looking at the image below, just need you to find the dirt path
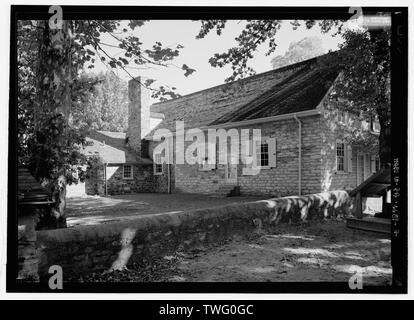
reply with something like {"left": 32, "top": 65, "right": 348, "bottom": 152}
{"left": 76, "top": 220, "right": 391, "bottom": 285}
{"left": 166, "top": 221, "right": 391, "bottom": 284}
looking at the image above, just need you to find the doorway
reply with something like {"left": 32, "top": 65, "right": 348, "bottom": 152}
{"left": 357, "top": 153, "right": 372, "bottom": 185}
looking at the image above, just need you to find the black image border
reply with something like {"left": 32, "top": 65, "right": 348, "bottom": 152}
{"left": 7, "top": 5, "right": 408, "bottom": 294}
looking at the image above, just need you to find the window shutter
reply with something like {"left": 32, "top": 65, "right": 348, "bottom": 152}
{"left": 240, "top": 136, "right": 250, "bottom": 167}
{"left": 364, "top": 154, "right": 370, "bottom": 179}
{"left": 242, "top": 139, "right": 254, "bottom": 175}
{"left": 246, "top": 139, "right": 253, "bottom": 168}
{"left": 268, "top": 137, "right": 277, "bottom": 168}
{"left": 207, "top": 142, "right": 216, "bottom": 169}
{"left": 347, "top": 145, "right": 352, "bottom": 173}
{"left": 254, "top": 140, "right": 261, "bottom": 167}
{"left": 371, "top": 155, "right": 376, "bottom": 173}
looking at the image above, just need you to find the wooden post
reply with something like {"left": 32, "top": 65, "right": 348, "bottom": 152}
{"left": 355, "top": 191, "right": 363, "bottom": 219}
{"left": 382, "top": 188, "right": 387, "bottom": 210}
{"left": 104, "top": 163, "right": 108, "bottom": 196}
{"left": 382, "top": 188, "right": 390, "bottom": 218}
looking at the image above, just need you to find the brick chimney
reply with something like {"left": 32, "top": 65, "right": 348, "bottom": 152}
{"left": 127, "top": 77, "right": 150, "bottom": 156}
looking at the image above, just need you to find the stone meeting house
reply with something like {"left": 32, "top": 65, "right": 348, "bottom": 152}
{"left": 70, "top": 54, "right": 380, "bottom": 198}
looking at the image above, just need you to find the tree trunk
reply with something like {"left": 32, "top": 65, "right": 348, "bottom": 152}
{"left": 378, "top": 109, "right": 391, "bottom": 168}
{"left": 51, "top": 175, "right": 68, "bottom": 229}
{"left": 52, "top": 20, "right": 71, "bottom": 229}
{"left": 34, "top": 20, "right": 72, "bottom": 229}
{"left": 369, "top": 29, "right": 391, "bottom": 169}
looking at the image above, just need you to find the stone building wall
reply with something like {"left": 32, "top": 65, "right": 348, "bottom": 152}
{"left": 320, "top": 105, "right": 379, "bottom": 192}
{"left": 106, "top": 164, "right": 154, "bottom": 195}
{"left": 148, "top": 141, "right": 174, "bottom": 193}
{"left": 237, "top": 116, "right": 322, "bottom": 197}
{"left": 85, "top": 163, "right": 105, "bottom": 196}
{"left": 85, "top": 164, "right": 156, "bottom": 196}
{"left": 86, "top": 106, "right": 379, "bottom": 197}
{"left": 148, "top": 115, "right": 323, "bottom": 197}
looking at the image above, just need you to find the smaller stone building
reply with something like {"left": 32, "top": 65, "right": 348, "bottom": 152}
{"left": 83, "top": 130, "right": 154, "bottom": 195}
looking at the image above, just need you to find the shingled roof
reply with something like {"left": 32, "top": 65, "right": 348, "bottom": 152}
{"left": 212, "top": 61, "right": 339, "bottom": 124}
{"left": 145, "top": 53, "right": 340, "bottom": 137}
{"left": 83, "top": 130, "right": 152, "bottom": 165}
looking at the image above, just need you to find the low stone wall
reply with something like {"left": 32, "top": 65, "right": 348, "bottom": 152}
{"left": 18, "top": 211, "right": 39, "bottom": 281}
{"left": 35, "top": 190, "right": 350, "bottom": 281}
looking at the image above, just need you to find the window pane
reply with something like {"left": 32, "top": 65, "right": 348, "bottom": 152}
{"left": 124, "top": 165, "right": 132, "bottom": 178}
{"left": 336, "top": 142, "right": 346, "bottom": 171}
{"left": 154, "top": 154, "right": 163, "bottom": 173}
{"left": 255, "top": 143, "right": 270, "bottom": 167}
{"left": 375, "top": 157, "right": 380, "bottom": 172}
{"left": 337, "top": 157, "right": 344, "bottom": 171}
{"left": 336, "top": 143, "right": 344, "bottom": 156}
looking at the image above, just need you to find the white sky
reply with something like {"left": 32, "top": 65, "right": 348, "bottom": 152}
{"left": 89, "top": 20, "right": 344, "bottom": 101}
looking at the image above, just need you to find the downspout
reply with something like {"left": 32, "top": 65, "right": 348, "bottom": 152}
{"left": 293, "top": 113, "right": 302, "bottom": 196}
{"left": 104, "top": 162, "right": 108, "bottom": 196}
{"left": 167, "top": 137, "right": 171, "bottom": 194}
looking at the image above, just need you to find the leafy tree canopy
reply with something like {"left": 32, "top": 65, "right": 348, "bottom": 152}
{"left": 271, "top": 36, "right": 325, "bottom": 69}
{"left": 70, "top": 71, "right": 129, "bottom": 132}
{"left": 196, "top": 19, "right": 343, "bottom": 82}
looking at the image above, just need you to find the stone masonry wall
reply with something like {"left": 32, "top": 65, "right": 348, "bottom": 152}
{"left": 320, "top": 105, "right": 379, "bottom": 192}
{"left": 237, "top": 116, "right": 322, "bottom": 197}
{"left": 127, "top": 78, "right": 150, "bottom": 157}
{"left": 18, "top": 209, "right": 39, "bottom": 281}
{"left": 148, "top": 142, "right": 174, "bottom": 193}
{"left": 106, "top": 164, "right": 154, "bottom": 195}
{"left": 35, "top": 191, "right": 350, "bottom": 281}
{"left": 149, "top": 115, "right": 323, "bottom": 197}
{"left": 85, "top": 164, "right": 156, "bottom": 195}
{"left": 85, "top": 164, "right": 105, "bottom": 196}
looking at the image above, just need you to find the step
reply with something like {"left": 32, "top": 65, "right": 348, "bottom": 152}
{"left": 346, "top": 216, "right": 391, "bottom": 234}
{"left": 208, "top": 185, "right": 239, "bottom": 197}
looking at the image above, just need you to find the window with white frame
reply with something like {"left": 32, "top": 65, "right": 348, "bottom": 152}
{"left": 123, "top": 164, "right": 133, "bottom": 179}
{"left": 336, "top": 142, "right": 352, "bottom": 173}
{"left": 154, "top": 153, "right": 163, "bottom": 175}
{"left": 370, "top": 117, "right": 380, "bottom": 132}
{"left": 336, "top": 143, "right": 345, "bottom": 171}
{"left": 256, "top": 142, "right": 270, "bottom": 167}
{"left": 242, "top": 137, "right": 276, "bottom": 175}
{"left": 254, "top": 137, "right": 276, "bottom": 168}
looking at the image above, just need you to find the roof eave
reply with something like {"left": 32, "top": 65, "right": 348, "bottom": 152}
{"left": 144, "top": 109, "right": 321, "bottom": 140}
